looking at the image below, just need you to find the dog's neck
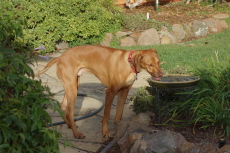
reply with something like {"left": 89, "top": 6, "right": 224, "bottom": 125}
{"left": 128, "top": 50, "right": 138, "bottom": 80}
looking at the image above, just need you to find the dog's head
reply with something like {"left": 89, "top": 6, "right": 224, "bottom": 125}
{"left": 132, "top": 49, "right": 163, "bottom": 80}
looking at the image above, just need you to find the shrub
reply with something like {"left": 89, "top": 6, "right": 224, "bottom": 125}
{"left": 130, "top": 87, "right": 156, "bottom": 114}
{"left": 0, "top": 7, "right": 61, "bottom": 152}
{"left": 1, "top": 0, "right": 123, "bottom": 53}
{"left": 131, "top": 80, "right": 188, "bottom": 117}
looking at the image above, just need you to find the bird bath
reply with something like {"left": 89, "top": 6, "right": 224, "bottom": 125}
{"left": 150, "top": 74, "right": 200, "bottom": 124}
{"left": 150, "top": 74, "right": 200, "bottom": 88}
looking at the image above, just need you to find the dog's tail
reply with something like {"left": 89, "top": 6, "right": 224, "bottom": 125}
{"left": 35, "top": 57, "right": 59, "bottom": 77}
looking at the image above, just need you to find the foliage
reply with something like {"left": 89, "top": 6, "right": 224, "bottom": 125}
{"left": 130, "top": 87, "right": 156, "bottom": 114}
{"left": 1, "top": 0, "right": 123, "bottom": 53}
{"left": 122, "top": 12, "right": 168, "bottom": 31}
{"left": 131, "top": 81, "right": 189, "bottom": 118}
{"left": 0, "top": 8, "right": 61, "bottom": 152}
{"left": 131, "top": 59, "right": 230, "bottom": 136}
{"left": 188, "top": 59, "right": 230, "bottom": 136}
{"left": 0, "top": 1, "right": 29, "bottom": 51}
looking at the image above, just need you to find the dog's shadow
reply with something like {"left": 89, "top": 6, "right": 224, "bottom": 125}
{"left": 54, "top": 82, "right": 106, "bottom": 116}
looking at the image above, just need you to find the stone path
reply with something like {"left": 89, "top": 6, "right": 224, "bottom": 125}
{"left": 32, "top": 52, "right": 152, "bottom": 153}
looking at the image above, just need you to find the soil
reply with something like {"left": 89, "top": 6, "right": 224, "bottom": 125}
{"left": 103, "top": 2, "right": 230, "bottom": 152}
{"left": 122, "top": 2, "right": 230, "bottom": 26}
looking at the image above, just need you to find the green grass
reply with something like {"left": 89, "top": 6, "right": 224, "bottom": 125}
{"left": 118, "top": 29, "right": 230, "bottom": 74}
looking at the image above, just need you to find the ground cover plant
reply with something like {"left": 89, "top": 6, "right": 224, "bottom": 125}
{"left": 0, "top": 7, "right": 62, "bottom": 153}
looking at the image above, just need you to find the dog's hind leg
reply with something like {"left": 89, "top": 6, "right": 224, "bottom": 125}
{"left": 61, "top": 94, "right": 71, "bottom": 128}
{"left": 59, "top": 70, "right": 85, "bottom": 139}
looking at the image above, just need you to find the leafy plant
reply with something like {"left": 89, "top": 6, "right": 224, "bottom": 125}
{"left": 130, "top": 87, "right": 156, "bottom": 114}
{"left": 188, "top": 59, "right": 230, "bottom": 135}
{"left": 1, "top": 0, "right": 123, "bottom": 53}
{"left": 0, "top": 6, "right": 61, "bottom": 152}
{"left": 131, "top": 81, "right": 189, "bottom": 116}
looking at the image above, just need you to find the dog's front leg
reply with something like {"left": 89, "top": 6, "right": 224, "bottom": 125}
{"left": 102, "top": 88, "right": 117, "bottom": 138}
{"left": 114, "top": 85, "right": 132, "bottom": 124}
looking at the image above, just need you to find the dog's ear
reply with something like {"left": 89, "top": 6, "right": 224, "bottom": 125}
{"left": 132, "top": 54, "right": 143, "bottom": 73}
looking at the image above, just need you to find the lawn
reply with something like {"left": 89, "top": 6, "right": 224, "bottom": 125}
{"left": 120, "top": 29, "right": 230, "bottom": 74}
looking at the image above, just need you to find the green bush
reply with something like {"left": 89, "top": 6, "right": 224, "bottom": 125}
{"left": 130, "top": 87, "right": 156, "bottom": 114}
{"left": 0, "top": 8, "right": 61, "bottom": 152}
{"left": 131, "top": 81, "right": 189, "bottom": 119}
{"left": 1, "top": 0, "right": 123, "bottom": 53}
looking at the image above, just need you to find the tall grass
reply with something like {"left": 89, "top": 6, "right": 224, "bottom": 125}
{"left": 189, "top": 59, "right": 230, "bottom": 136}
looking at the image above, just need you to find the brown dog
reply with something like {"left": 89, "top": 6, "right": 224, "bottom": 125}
{"left": 36, "top": 45, "right": 163, "bottom": 139}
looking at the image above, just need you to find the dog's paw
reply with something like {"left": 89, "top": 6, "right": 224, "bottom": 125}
{"left": 74, "top": 132, "right": 85, "bottom": 139}
{"left": 102, "top": 131, "right": 111, "bottom": 139}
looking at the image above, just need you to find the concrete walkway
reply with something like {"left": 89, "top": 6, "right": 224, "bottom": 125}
{"left": 32, "top": 52, "right": 151, "bottom": 153}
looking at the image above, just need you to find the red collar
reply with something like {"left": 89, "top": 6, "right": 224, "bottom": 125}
{"left": 128, "top": 50, "right": 138, "bottom": 74}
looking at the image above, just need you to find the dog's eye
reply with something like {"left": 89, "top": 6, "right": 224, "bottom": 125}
{"left": 148, "top": 64, "right": 153, "bottom": 67}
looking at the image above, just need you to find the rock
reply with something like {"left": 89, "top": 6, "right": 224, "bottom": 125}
{"left": 213, "top": 14, "right": 229, "bottom": 20}
{"left": 130, "top": 130, "right": 193, "bottom": 153}
{"left": 217, "top": 145, "right": 230, "bottom": 153}
{"left": 161, "top": 35, "right": 174, "bottom": 44}
{"left": 130, "top": 139, "right": 150, "bottom": 153}
{"left": 220, "top": 20, "right": 229, "bottom": 29}
{"left": 129, "top": 129, "right": 146, "bottom": 145}
{"left": 130, "top": 32, "right": 142, "bottom": 38}
{"left": 117, "top": 131, "right": 130, "bottom": 153}
{"left": 116, "top": 31, "right": 129, "bottom": 38}
{"left": 191, "top": 143, "right": 218, "bottom": 153}
{"left": 158, "top": 26, "right": 174, "bottom": 44}
{"left": 120, "top": 37, "right": 136, "bottom": 46}
{"left": 172, "top": 24, "right": 186, "bottom": 42}
{"left": 115, "top": 118, "right": 154, "bottom": 153}
{"left": 100, "top": 33, "right": 113, "bottom": 47}
{"left": 55, "top": 41, "right": 69, "bottom": 51}
{"left": 114, "top": 120, "right": 129, "bottom": 142}
{"left": 131, "top": 113, "right": 152, "bottom": 126}
{"left": 203, "top": 18, "right": 223, "bottom": 33}
{"left": 169, "top": 31, "right": 178, "bottom": 44}
{"left": 184, "top": 24, "right": 195, "bottom": 40}
{"left": 130, "top": 140, "right": 142, "bottom": 153}
{"left": 137, "top": 28, "right": 160, "bottom": 46}
{"left": 191, "top": 20, "right": 208, "bottom": 37}
{"left": 179, "top": 142, "right": 195, "bottom": 153}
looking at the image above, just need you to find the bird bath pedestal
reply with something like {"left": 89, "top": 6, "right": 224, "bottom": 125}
{"left": 150, "top": 74, "right": 200, "bottom": 124}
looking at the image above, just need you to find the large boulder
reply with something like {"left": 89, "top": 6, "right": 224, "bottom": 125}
{"left": 137, "top": 28, "right": 160, "bottom": 46}
{"left": 191, "top": 20, "right": 209, "bottom": 37}
{"left": 120, "top": 37, "right": 136, "bottom": 47}
{"left": 184, "top": 24, "right": 195, "bottom": 40}
{"left": 130, "top": 130, "right": 194, "bottom": 153}
{"left": 219, "top": 20, "right": 229, "bottom": 29}
{"left": 172, "top": 24, "right": 186, "bottom": 42}
{"left": 158, "top": 26, "right": 174, "bottom": 44}
{"left": 203, "top": 18, "right": 223, "bottom": 33}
